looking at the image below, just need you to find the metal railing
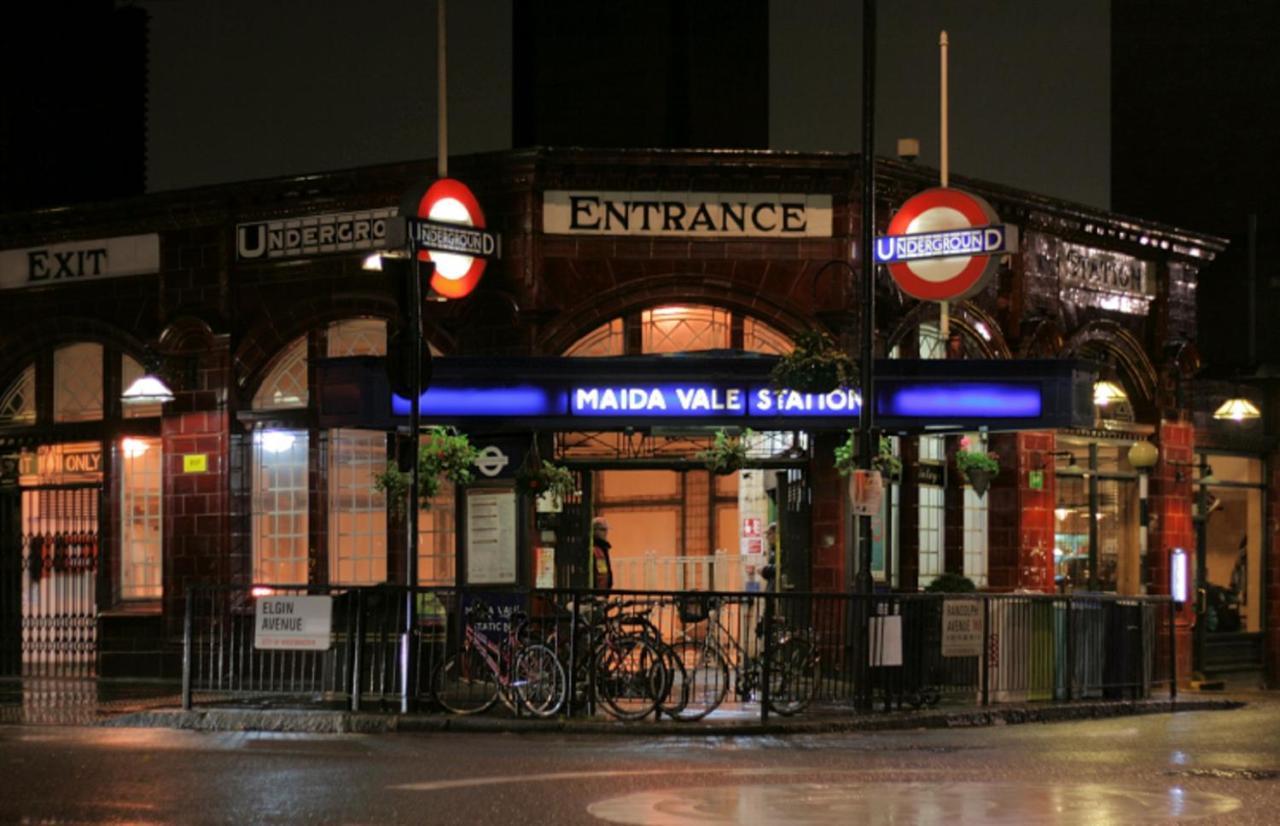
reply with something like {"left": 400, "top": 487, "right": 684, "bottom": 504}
{"left": 182, "top": 584, "right": 1177, "bottom": 722}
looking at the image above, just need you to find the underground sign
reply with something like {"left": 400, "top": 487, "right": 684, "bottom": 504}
{"left": 411, "top": 178, "right": 500, "bottom": 299}
{"left": 875, "top": 187, "right": 1018, "bottom": 302}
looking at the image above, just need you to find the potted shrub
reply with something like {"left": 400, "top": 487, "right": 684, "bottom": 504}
{"left": 770, "top": 330, "right": 857, "bottom": 394}
{"left": 697, "top": 428, "right": 752, "bottom": 475}
{"left": 373, "top": 426, "right": 479, "bottom": 513}
{"left": 923, "top": 571, "right": 978, "bottom": 593}
{"left": 954, "top": 435, "right": 999, "bottom": 497}
{"left": 834, "top": 431, "right": 902, "bottom": 482}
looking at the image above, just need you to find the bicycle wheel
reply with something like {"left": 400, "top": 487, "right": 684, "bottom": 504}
{"left": 669, "top": 640, "right": 729, "bottom": 722}
{"left": 513, "top": 643, "right": 567, "bottom": 718}
{"left": 652, "top": 639, "right": 689, "bottom": 718}
{"left": 767, "top": 636, "right": 819, "bottom": 716}
{"left": 434, "top": 647, "right": 499, "bottom": 715}
{"left": 593, "top": 636, "right": 666, "bottom": 721}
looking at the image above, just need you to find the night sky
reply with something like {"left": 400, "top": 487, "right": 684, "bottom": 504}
{"left": 140, "top": 0, "right": 1110, "bottom": 209}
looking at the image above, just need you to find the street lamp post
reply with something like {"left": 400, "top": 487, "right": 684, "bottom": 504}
{"left": 1191, "top": 453, "right": 1216, "bottom": 686}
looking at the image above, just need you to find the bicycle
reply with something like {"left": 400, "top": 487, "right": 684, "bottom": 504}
{"left": 549, "top": 595, "right": 672, "bottom": 721}
{"left": 670, "top": 593, "right": 819, "bottom": 720}
{"left": 433, "top": 600, "right": 566, "bottom": 717}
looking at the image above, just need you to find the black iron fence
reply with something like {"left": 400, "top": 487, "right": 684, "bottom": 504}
{"left": 182, "top": 584, "right": 1177, "bottom": 722}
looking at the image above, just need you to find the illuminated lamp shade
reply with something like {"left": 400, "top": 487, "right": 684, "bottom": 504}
{"left": 1212, "top": 398, "right": 1261, "bottom": 421}
{"left": 1127, "top": 439, "right": 1159, "bottom": 470}
{"left": 121, "top": 374, "right": 175, "bottom": 405}
{"left": 1092, "top": 380, "right": 1128, "bottom": 407}
{"left": 260, "top": 430, "right": 297, "bottom": 454}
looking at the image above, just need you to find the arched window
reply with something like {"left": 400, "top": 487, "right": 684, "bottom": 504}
{"left": 326, "top": 319, "right": 389, "bottom": 585}
{"left": 565, "top": 304, "right": 791, "bottom": 357}
{"left": 253, "top": 337, "right": 308, "bottom": 410}
{"left": 54, "top": 342, "right": 103, "bottom": 422}
{"left": 0, "top": 365, "right": 35, "bottom": 426}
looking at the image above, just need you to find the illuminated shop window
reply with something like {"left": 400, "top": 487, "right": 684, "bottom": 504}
{"left": 0, "top": 364, "right": 36, "bottom": 426}
{"left": 253, "top": 337, "right": 308, "bottom": 410}
{"left": 53, "top": 342, "right": 103, "bottom": 423}
{"left": 418, "top": 478, "right": 457, "bottom": 585}
{"left": 328, "top": 429, "right": 387, "bottom": 585}
{"left": 120, "top": 437, "right": 162, "bottom": 599}
{"left": 121, "top": 354, "right": 162, "bottom": 419}
{"left": 252, "top": 429, "right": 309, "bottom": 585}
{"left": 565, "top": 319, "right": 624, "bottom": 357}
{"left": 642, "top": 305, "right": 730, "bottom": 353}
{"left": 327, "top": 318, "right": 387, "bottom": 357}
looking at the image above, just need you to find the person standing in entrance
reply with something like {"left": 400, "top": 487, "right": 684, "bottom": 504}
{"left": 591, "top": 516, "right": 614, "bottom": 591}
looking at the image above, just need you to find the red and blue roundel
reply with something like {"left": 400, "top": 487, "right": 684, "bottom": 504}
{"left": 416, "top": 178, "right": 488, "bottom": 299}
{"left": 876, "top": 187, "right": 1017, "bottom": 302}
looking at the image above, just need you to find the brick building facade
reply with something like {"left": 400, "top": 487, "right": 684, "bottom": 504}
{"left": 2, "top": 147, "right": 1266, "bottom": 685}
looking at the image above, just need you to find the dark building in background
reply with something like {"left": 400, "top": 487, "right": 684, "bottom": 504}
{"left": 513, "top": 0, "right": 768, "bottom": 149}
{"left": 0, "top": 1, "right": 148, "bottom": 212}
{"left": 1112, "top": 2, "right": 1280, "bottom": 373}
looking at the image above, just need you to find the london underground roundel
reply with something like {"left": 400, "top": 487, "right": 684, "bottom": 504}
{"left": 875, "top": 188, "right": 1018, "bottom": 302}
{"left": 417, "top": 178, "right": 488, "bottom": 299}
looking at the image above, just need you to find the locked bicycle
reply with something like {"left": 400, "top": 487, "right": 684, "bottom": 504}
{"left": 432, "top": 600, "right": 566, "bottom": 717}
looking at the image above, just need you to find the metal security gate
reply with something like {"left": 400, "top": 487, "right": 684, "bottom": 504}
{"left": 19, "top": 487, "right": 99, "bottom": 676}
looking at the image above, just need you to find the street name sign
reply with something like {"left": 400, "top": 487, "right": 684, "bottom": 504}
{"left": 254, "top": 595, "right": 333, "bottom": 650}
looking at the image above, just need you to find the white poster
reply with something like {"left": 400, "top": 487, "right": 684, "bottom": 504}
{"left": 869, "top": 615, "right": 903, "bottom": 667}
{"left": 466, "top": 489, "right": 518, "bottom": 585}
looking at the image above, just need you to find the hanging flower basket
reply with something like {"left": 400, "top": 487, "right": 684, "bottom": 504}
{"left": 770, "top": 330, "right": 857, "bottom": 394}
{"left": 373, "top": 426, "right": 479, "bottom": 512}
{"left": 955, "top": 436, "right": 999, "bottom": 497}
{"left": 834, "top": 430, "right": 902, "bottom": 482}
{"left": 515, "top": 459, "right": 577, "bottom": 503}
{"left": 696, "top": 428, "right": 752, "bottom": 475}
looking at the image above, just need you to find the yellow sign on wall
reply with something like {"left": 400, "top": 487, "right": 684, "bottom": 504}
{"left": 183, "top": 454, "right": 208, "bottom": 473}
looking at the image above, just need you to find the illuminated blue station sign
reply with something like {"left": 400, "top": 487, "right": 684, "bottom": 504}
{"left": 322, "top": 355, "right": 1090, "bottom": 432}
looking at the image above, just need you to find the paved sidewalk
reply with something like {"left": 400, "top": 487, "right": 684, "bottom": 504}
{"left": 99, "top": 696, "right": 1246, "bottom": 736}
{"left": 2, "top": 676, "right": 1253, "bottom": 735}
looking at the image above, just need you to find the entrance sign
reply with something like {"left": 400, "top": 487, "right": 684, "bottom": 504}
{"left": 544, "top": 191, "right": 833, "bottom": 238}
{"left": 254, "top": 596, "right": 333, "bottom": 650}
{"left": 415, "top": 178, "right": 496, "bottom": 299}
{"left": 876, "top": 188, "right": 1018, "bottom": 301}
{"left": 941, "top": 599, "right": 984, "bottom": 657}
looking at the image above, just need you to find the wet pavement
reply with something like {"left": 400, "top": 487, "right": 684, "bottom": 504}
{"left": 0, "top": 677, "right": 181, "bottom": 726}
{"left": 0, "top": 690, "right": 1278, "bottom": 824}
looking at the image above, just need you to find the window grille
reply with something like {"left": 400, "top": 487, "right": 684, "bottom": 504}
{"left": 417, "top": 479, "right": 456, "bottom": 585}
{"left": 120, "top": 437, "right": 162, "bottom": 599}
{"left": 0, "top": 364, "right": 36, "bottom": 426}
{"left": 917, "top": 434, "right": 945, "bottom": 587}
{"left": 742, "top": 317, "right": 792, "bottom": 355}
{"left": 253, "top": 337, "right": 308, "bottom": 410}
{"left": 252, "top": 429, "right": 309, "bottom": 584}
{"left": 918, "top": 323, "right": 945, "bottom": 359}
{"left": 564, "top": 319, "right": 624, "bottom": 357}
{"left": 328, "top": 429, "right": 387, "bottom": 584}
{"left": 53, "top": 342, "right": 103, "bottom": 423}
{"left": 327, "top": 319, "right": 386, "bottom": 357}
{"left": 962, "top": 487, "right": 989, "bottom": 587}
{"left": 642, "top": 305, "right": 730, "bottom": 353}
